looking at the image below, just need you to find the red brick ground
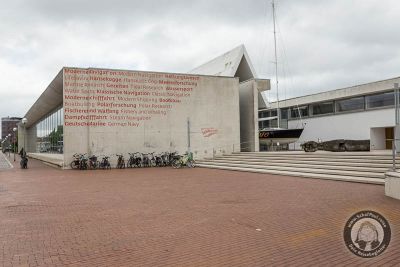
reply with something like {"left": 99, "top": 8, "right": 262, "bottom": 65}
{"left": 0, "top": 155, "right": 399, "bottom": 266}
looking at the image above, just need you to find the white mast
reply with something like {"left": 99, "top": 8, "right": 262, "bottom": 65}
{"left": 272, "top": 0, "right": 280, "bottom": 128}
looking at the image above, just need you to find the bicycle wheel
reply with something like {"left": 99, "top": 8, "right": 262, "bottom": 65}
{"left": 91, "top": 161, "right": 98, "bottom": 170}
{"left": 172, "top": 160, "right": 181, "bottom": 169}
{"left": 190, "top": 160, "right": 196, "bottom": 168}
{"left": 150, "top": 159, "right": 156, "bottom": 167}
{"left": 70, "top": 161, "right": 76, "bottom": 169}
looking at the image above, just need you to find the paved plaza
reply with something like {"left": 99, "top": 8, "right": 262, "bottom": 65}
{"left": 0, "top": 156, "right": 399, "bottom": 266}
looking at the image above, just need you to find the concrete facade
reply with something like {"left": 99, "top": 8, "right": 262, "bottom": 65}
{"left": 239, "top": 79, "right": 270, "bottom": 152}
{"left": 288, "top": 108, "right": 395, "bottom": 150}
{"left": 189, "top": 44, "right": 269, "bottom": 153}
{"left": 385, "top": 172, "right": 400, "bottom": 200}
{"left": 22, "top": 67, "right": 243, "bottom": 167}
{"left": 63, "top": 68, "right": 241, "bottom": 166}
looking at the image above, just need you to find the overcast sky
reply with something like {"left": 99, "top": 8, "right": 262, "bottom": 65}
{"left": 1, "top": 0, "right": 399, "bottom": 128}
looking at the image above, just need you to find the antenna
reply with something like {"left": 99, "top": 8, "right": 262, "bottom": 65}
{"left": 272, "top": 0, "right": 280, "bottom": 128}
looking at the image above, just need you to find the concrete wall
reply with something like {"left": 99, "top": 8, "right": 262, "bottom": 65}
{"left": 288, "top": 108, "right": 395, "bottom": 150}
{"left": 385, "top": 172, "right": 400, "bottom": 200}
{"left": 63, "top": 68, "right": 240, "bottom": 166}
{"left": 239, "top": 80, "right": 259, "bottom": 152}
{"left": 18, "top": 125, "right": 37, "bottom": 153}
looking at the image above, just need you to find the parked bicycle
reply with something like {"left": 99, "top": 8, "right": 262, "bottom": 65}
{"left": 71, "top": 151, "right": 196, "bottom": 170}
{"left": 128, "top": 152, "right": 142, "bottom": 168}
{"left": 99, "top": 155, "right": 111, "bottom": 169}
{"left": 169, "top": 151, "right": 181, "bottom": 167}
{"left": 79, "top": 154, "right": 88, "bottom": 170}
{"left": 116, "top": 154, "right": 125, "bottom": 169}
{"left": 172, "top": 152, "right": 196, "bottom": 168}
{"left": 88, "top": 155, "right": 99, "bottom": 170}
{"left": 70, "top": 153, "right": 81, "bottom": 169}
{"left": 160, "top": 152, "right": 170, "bottom": 166}
{"left": 142, "top": 153, "right": 150, "bottom": 167}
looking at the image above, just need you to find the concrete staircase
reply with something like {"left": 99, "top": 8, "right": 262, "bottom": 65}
{"left": 197, "top": 151, "right": 397, "bottom": 185}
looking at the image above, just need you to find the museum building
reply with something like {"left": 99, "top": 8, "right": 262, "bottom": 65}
{"left": 20, "top": 43, "right": 399, "bottom": 168}
{"left": 19, "top": 45, "right": 269, "bottom": 167}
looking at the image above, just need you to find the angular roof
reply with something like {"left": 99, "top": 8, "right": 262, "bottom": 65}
{"left": 189, "top": 44, "right": 257, "bottom": 82}
{"left": 24, "top": 70, "right": 63, "bottom": 128}
{"left": 265, "top": 76, "right": 400, "bottom": 110}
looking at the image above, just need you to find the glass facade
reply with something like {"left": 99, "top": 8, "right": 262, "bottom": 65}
{"left": 258, "top": 90, "right": 395, "bottom": 128}
{"left": 35, "top": 107, "right": 64, "bottom": 153}
{"left": 281, "top": 108, "right": 288, "bottom": 120}
{"left": 290, "top": 106, "right": 309, "bottom": 118}
{"left": 258, "top": 109, "right": 284, "bottom": 129}
{"left": 259, "top": 110, "right": 277, "bottom": 118}
{"left": 336, "top": 97, "right": 365, "bottom": 112}
{"left": 366, "top": 92, "right": 394, "bottom": 109}
{"left": 312, "top": 102, "right": 334, "bottom": 115}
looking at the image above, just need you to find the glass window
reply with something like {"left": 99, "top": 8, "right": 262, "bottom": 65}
{"left": 336, "top": 97, "right": 365, "bottom": 112}
{"left": 259, "top": 110, "right": 278, "bottom": 119}
{"left": 33, "top": 106, "right": 63, "bottom": 154}
{"left": 280, "top": 108, "right": 288, "bottom": 119}
{"left": 290, "top": 106, "right": 309, "bottom": 118}
{"left": 312, "top": 102, "right": 334, "bottom": 115}
{"left": 258, "top": 111, "right": 268, "bottom": 118}
{"left": 280, "top": 119, "right": 288, "bottom": 129}
{"left": 366, "top": 92, "right": 394, "bottom": 109}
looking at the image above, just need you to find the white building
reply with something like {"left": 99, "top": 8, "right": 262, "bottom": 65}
{"left": 259, "top": 77, "right": 400, "bottom": 150}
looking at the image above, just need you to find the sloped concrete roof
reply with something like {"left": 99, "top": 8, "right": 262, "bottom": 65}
{"left": 189, "top": 44, "right": 257, "bottom": 82}
{"left": 24, "top": 70, "right": 63, "bottom": 128}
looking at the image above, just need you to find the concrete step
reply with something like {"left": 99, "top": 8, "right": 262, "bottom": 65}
{"left": 198, "top": 159, "right": 390, "bottom": 172}
{"left": 198, "top": 152, "right": 392, "bottom": 184}
{"left": 234, "top": 151, "right": 393, "bottom": 157}
{"left": 225, "top": 153, "right": 396, "bottom": 159}
{"left": 196, "top": 164, "right": 384, "bottom": 185}
{"left": 208, "top": 158, "right": 393, "bottom": 168}
{"left": 27, "top": 153, "right": 64, "bottom": 169}
{"left": 217, "top": 155, "right": 397, "bottom": 164}
{"left": 197, "top": 161, "right": 384, "bottom": 179}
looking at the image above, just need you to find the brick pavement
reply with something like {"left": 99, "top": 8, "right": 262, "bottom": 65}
{"left": 0, "top": 156, "right": 399, "bottom": 266}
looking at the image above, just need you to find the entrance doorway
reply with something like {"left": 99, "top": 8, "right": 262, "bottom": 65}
{"left": 385, "top": 127, "right": 394, "bottom": 149}
{"left": 370, "top": 126, "right": 394, "bottom": 150}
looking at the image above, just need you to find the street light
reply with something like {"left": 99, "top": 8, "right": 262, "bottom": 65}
{"left": 13, "top": 127, "right": 17, "bottom": 161}
{"left": 21, "top": 117, "right": 27, "bottom": 154}
{"left": 3, "top": 136, "right": 7, "bottom": 154}
{"left": 7, "top": 133, "right": 11, "bottom": 157}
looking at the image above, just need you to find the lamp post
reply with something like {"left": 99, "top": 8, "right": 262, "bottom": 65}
{"left": 3, "top": 137, "right": 7, "bottom": 154}
{"left": 13, "top": 127, "right": 17, "bottom": 161}
{"left": 21, "top": 118, "right": 28, "bottom": 154}
{"left": 7, "top": 133, "right": 11, "bottom": 157}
